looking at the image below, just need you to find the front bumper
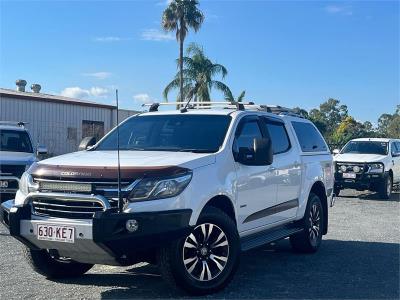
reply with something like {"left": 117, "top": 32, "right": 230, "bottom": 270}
{"left": 0, "top": 200, "right": 192, "bottom": 265}
{"left": 334, "top": 172, "right": 385, "bottom": 190}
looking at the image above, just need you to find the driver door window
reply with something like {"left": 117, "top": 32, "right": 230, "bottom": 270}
{"left": 234, "top": 120, "right": 263, "bottom": 153}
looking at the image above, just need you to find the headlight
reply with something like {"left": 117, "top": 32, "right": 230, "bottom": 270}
{"left": 367, "top": 163, "right": 384, "bottom": 173}
{"left": 19, "top": 172, "right": 38, "bottom": 195}
{"left": 128, "top": 172, "right": 192, "bottom": 202}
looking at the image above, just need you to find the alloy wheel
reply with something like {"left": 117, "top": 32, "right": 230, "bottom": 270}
{"left": 387, "top": 176, "right": 392, "bottom": 197}
{"left": 182, "top": 223, "right": 229, "bottom": 282}
{"left": 308, "top": 203, "right": 321, "bottom": 246}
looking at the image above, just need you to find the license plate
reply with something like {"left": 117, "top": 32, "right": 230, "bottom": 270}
{"left": 37, "top": 224, "right": 75, "bottom": 243}
{"left": 342, "top": 173, "right": 356, "bottom": 179}
{"left": 0, "top": 181, "right": 8, "bottom": 188}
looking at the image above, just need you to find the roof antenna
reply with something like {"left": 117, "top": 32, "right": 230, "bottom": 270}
{"left": 116, "top": 89, "right": 123, "bottom": 212}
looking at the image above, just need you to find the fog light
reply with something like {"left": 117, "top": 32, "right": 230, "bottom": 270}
{"left": 126, "top": 219, "right": 139, "bottom": 232}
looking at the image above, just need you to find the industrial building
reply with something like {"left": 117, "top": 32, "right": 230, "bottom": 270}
{"left": 0, "top": 80, "right": 138, "bottom": 155}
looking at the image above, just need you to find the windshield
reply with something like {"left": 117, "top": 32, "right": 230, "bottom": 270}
{"left": 96, "top": 114, "right": 232, "bottom": 153}
{"left": 341, "top": 141, "right": 388, "bottom": 155}
{"left": 0, "top": 129, "right": 33, "bottom": 153}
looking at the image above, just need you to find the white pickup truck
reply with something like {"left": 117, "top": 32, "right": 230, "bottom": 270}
{"left": 1, "top": 103, "right": 334, "bottom": 295}
{"left": 333, "top": 138, "right": 400, "bottom": 198}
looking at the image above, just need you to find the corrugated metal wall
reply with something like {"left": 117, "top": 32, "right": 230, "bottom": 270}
{"left": 0, "top": 96, "right": 117, "bottom": 155}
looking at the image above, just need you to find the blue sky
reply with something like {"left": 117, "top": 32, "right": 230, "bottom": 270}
{"left": 0, "top": 0, "right": 398, "bottom": 123}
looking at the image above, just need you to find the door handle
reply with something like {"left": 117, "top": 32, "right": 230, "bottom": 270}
{"left": 269, "top": 166, "right": 277, "bottom": 171}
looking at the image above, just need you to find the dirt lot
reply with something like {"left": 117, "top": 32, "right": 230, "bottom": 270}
{"left": 0, "top": 189, "right": 399, "bottom": 299}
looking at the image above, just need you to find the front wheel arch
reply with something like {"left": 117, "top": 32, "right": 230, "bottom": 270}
{"left": 198, "top": 195, "right": 237, "bottom": 225}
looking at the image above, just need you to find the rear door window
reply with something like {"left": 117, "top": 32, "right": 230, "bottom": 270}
{"left": 262, "top": 119, "right": 291, "bottom": 154}
{"left": 291, "top": 121, "right": 328, "bottom": 152}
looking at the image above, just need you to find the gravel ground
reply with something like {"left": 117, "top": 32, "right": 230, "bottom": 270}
{"left": 0, "top": 189, "right": 399, "bottom": 299}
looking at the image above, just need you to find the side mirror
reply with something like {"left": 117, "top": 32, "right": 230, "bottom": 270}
{"left": 332, "top": 149, "right": 340, "bottom": 155}
{"left": 36, "top": 146, "right": 48, "bottom": 156}
{"left": 78, "top": 136, "right": 96, "bottom": 151}
{"left": 237, "top": 138, "right": 273, "bottom": 166}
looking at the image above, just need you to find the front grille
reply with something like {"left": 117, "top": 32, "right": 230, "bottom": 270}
{"left": 0, "top": 164, "right": 26, "bottom": 178}
{"left": 31, "top": 197, "right": 105, "bottom": 219}
{"left": 33, "top": 178, "right": 132, "bottom": 210}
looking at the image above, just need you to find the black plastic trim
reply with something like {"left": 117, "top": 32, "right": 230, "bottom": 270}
{"left": 243, "top": 198, "right": 299, "bottom": 223}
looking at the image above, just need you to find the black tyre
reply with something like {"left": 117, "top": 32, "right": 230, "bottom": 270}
{"left": 378, "top": 174, "right": 392, "bottom": 199}
{"left": 290, "top": 193, "right": 323, "bottom": 253}
{"left": 23, "top": 247, "right": 94, "bottom": 278}
{"left": 157, "top": 206, "right": 240, "bottom": 295}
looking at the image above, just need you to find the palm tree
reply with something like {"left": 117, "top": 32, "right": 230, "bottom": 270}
{"left": 225, "top": 90, "right": 246, "bottom": 102}
{"left": 163, "top": 43, "right": 232, "bottom": 104}
{"left": 162, "top": 0, "right": 204, "bottom": 103}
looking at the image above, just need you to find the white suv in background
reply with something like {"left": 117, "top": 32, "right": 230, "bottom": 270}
{"left": 333, "top": 138, "right": 400, "bottom": 198}
{"left": 0, "top": 122, "right": 47, "bottom": 202}
{"left": 1, "top": 103, "right": 333, "bottom": 295}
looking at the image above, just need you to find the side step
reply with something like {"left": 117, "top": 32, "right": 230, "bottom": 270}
{"left": 240, "top": 224, "right": 303, "bottom": 251}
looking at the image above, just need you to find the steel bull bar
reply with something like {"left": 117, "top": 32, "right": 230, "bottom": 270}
{"left": 0, "top": 199, "right": 192, "bottom": 265}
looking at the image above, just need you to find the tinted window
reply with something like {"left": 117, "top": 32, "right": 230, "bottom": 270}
{"left": 341, "top": 141, "right": 388, "bottom": 155}
{"left": 0, "top": 130, "right": 33, "bottom": 153}
{"left": 396, "top": 142, "right": 400, "bottom": 152}
{"left": 96, "top": 115, "right": 231, "bottom": 153}
{"left": 235, "top": 121, "right": 263, "bottom": 151}
{"left": 392, "top": 142, "right": 400, "bottom": 154}
{"left": 391, "top": 142, "right": 397, "bottom": 155}
{"left": 264, "top": 121, "right": 290, "bottom": 154}
{"left": 291, "top": 121, "right": 327, "bottom": 152}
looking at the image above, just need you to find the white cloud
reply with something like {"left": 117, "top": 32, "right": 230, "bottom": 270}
{"left": 133, "top": 93, "right": 156, "bottom": 104}
{"left": 156, "top": 0, "right": 173, "bottom": 6}
{"left": 60, "top": 87, "right": 90, "bottom": 98}
{"left": 60, "top": 86, "right": 109, "bottom": 99}
{"left": 141, "top": 29, "right": 174, "bottom": 41}
{"left": 325, "top": 5, "right": 353, "bottom": 16}
{"left": 83, "top": 72, "right": 112, "bottom": 80}
{"left": 93, "top": 36, "right": 130, "bottom": 42}
{"left": 90, "top": 87, "right": 109, "bottom": 97}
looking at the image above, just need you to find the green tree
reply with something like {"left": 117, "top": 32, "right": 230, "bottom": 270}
{"left": 225, "top": 90, "right": 246, "bottom": 102}
{"left": 308, "top": 108, "right": 328, "bottom": 138}
{"left": 377, "top": 105, "right": 400, "bottom": 138}
{"left": 308, "top": 98, "right": 348, "bottom": 143}
{"left": 162, "top": 0, "right": 204, "bottom": 103}
{"left": 163, "top": 43, "right": 232, "bottom": 103}
{"left": 293, "top": 107, "right": 309, "bottom": 119}
{"left": 332, "top": 116, "right": 376, "bottom": 145}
